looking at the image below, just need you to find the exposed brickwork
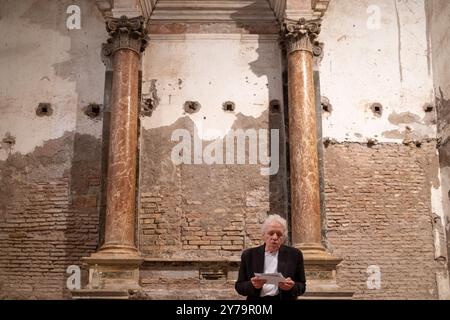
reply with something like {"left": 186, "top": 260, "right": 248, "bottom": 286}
{"left": 139, "top": 166, "right": 270, "bottom": 258}
{"left": 138, "top": 114, "right": 288, "bottom": 259}
{"left": 324, "top": 142, "right": 442, "bottom": 299}
{"left": 0, "top": 133, "right": 101, "bottom": 299}
{"left": 139, "top": 187, "right": 182, "bottom": 255}
{"left": 244, "top": 187, "right": 270, "bottom": 248}
{"left": 1, "top": 130, "right": 444, "bottom": 299}
{"left": 138, "top": 118, "right": 444, "bottom": 299}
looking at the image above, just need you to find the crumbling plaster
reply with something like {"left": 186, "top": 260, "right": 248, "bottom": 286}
{"left": 140, "top": 34, "right": 283, "bottom": 141}
{"left": 0, "top": 0, "right": 106, "bottom": 161}
{"left": 426, "top": 0, "right": 450, "bottom": 293}
{"left": 319, "top": 0, "right": 435, "bottom": 144}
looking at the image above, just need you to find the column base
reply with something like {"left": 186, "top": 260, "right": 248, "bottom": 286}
{"left": 295, "top": 243, "right": 354, "bottom": 300}
{"left": 71, "top": 246, "right": 144, "bottom": 299}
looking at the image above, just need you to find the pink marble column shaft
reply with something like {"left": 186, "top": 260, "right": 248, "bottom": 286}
{"left": 99, "top": 16, "right": 148, "bottom": 256}
{"left": 288, "top": 49, "right": 322, "bottom": 246}
{"left": 102, "top": 49, "right": 140, "bottom": 252}
{"left": 283, "top": 18, "right": 324, "bottom": 251}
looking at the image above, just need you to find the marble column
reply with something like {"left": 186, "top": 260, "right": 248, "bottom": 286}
{"left": 78, "top": 16, "right": 148, "bottom": 296}
{"left": 282, "top": 19, "right": 353, "bottom": 299}
{"left": 100, "top": 16, "right": 147, "bottom": 256}
{"left": 283, "top": 18, "right": 326, "bottom": 255}
{"left": 278, "top": 16, "right": 352, "bottom": 299}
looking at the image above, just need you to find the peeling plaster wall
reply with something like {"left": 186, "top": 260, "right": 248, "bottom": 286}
{"left": 0, "top": 0, "right": 106, "bottom": 299}
{"left": 0, "top": 0, "right": 106, "bottom": 160}
{"left": 320, "top": 0, "right": 435, "bottom": 144}
{"left": 0, "top": 0, "right": 448, "bottom": 300}
{"left": 319, "top": 0, "right": 448, "bottom": 299}
{"left": 426, "top": 0, "right": 450, "bottom": 296}
{"left": 139, "top": 33, "right": 288, "bottom": 261}
{"left": 141, "top": 35, "right": 283, "bottom": 139}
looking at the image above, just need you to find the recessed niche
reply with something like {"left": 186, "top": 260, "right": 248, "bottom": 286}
{"left": 36, "top": 103, "right": 53, "bottom": 117}
{"left": 367, "top": 138, "right": 378, "bottom": 147}
{"left": 2, "top": 132, "right": 15, "bottom": 146}
{"left": 141, "top": 98, "right": 156, "bottom": 117}
{"left": 222, "top": 101, "right": 235, "bottom": 112}
{"left": 270, "top": 100, "right": 281, "bottom": 113}
{"left": 85, "top": 103, "right": 102, "bottom": 119}
{"left": 321, "top": 97, "right": 332, "bottom": 113}
{"left": 370, "top": 103, "right": 383, "bottom": 117}
{"left": 184, "top": 101, "right": 201, "bottom": 114}
{"left": 423, "top": 104, "right": 434, "bottom": 113}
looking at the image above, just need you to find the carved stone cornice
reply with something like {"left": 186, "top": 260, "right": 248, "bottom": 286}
{"left": 105, "top": 16, "right": 149, "bottom": 56}
{"left": 282, "top": 18, "right": 321, "bottom": 55}
{"left": 147, "top": 0, "right": 276, "bottom": 23}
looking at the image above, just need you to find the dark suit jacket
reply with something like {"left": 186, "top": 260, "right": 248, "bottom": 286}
{"left": 235, "top": 244, "right": 306, "bottom": 300}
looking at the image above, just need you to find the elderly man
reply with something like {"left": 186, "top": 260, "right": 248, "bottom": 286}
{"left": 235, "top": 214, "right": 306, "bottom": 300}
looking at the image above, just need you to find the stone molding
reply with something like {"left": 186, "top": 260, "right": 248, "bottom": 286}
{"left": 144, "top": 0, "right": 276, "bottom": 23}
{"left": 105, "top": 16, "right": 149, "bottom": 56}
{"left": 96, "top": 1, "right": 331, "bottom": 22}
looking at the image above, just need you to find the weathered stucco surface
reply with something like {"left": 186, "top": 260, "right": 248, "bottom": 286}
{"left": 139, "top": 33, "right": 289, "bottom": 260}
{"left": 141, "top": 34, "right": 283, "bottom": 139}
{"left": 426, "top": 0, "right": 450, "bottom": 291}
{"left": 0, "top": 0, "right": 449, "bottom": 299}
{"left": 320, "top": 0, "right": 435, "bottom": 143}
{"left": 0, "top": 0, "right": 106, "bottom": 160}
{"left": 0, "top": 0, "right": 106, "bottom": 299}
{"left": 318, "top": 0, "right": 448, "bottom": 299}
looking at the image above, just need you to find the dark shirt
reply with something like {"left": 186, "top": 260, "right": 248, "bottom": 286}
{"left": 235, "top": 244, "right": 306, "bottom": 300}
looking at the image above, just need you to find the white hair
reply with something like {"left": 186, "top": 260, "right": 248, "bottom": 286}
{"left": 261, "top": 214, "right": 288, "bottom": 237}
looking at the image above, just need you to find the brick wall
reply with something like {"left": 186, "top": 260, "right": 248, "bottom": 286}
{"left": 0, "top": 133, "right": 101, "bottom": 299}
{"left": 324, "top": 142, "right": 441, "bottom": 299}
{"left": 138, "top": 115, "right": 288, "bottom": 259}
{"left": 138, "top": 166, "right": 271, "bottom": 258}
{"left": 0, "top": 133, "right": 443, "bottom": 299}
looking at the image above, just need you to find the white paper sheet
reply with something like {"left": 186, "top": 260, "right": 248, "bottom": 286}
{"left": 254, "top": 272, "right": 286, "bottom": 285}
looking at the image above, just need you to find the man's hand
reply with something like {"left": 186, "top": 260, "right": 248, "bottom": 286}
{"left": 278, "top": 277, "right": 295, "bottom": 291}
{"left": 250, "top": 277, "right": 266, "bottom": 289}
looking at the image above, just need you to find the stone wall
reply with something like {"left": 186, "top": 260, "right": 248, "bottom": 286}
{"left": 318, "top": 0, "right": 449, "bottom": 298}
{"left": 0, "top": 0, "right": 449, "bottom": 300}
{"left": 138, "top": 30, "right": 288, "bottom": 261}
{"left": 324, "top": 142, "right": 441, "bottom": 299}
{"left": 426, "top": 0, "right": 450, "bottom": 278}
{"left": 0, "top": 0, "right": 106, "bottom": 299}
{"left": 0, "top": 133, "right": 101, "bottom": 299}
{"left": 138, "top": 113, "right": 284, "bottom": 259}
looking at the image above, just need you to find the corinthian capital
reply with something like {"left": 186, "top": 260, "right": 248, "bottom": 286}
{"left": 282, "top": 18, "right": 322, "bottom": 55}
{"left": 105, "top": 16, "right": 149, "bottom": 56}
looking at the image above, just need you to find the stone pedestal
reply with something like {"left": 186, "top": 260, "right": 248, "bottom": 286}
{"left": 72, "top": 16, "right": 148, "bottom": 299}
{"left": 72, "top": 255, "right": 142, "bottom": 299}
{"left": 300, "top": 252, "right": 353, "bottom": 299}
{"left": 135, "top": 258, "right": 241, "bottom": 300}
